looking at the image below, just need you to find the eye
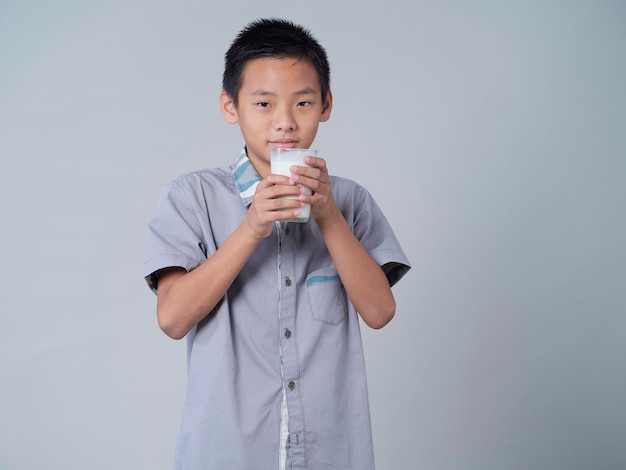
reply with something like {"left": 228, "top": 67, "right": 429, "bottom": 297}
{"left": 297, "top": 101, "right": 312, "bottom": 107}
{"left": 256, "top": 101, "right": 270, "bottom": 109}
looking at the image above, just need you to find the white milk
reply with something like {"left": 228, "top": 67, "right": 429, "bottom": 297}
{"left": 270, "top": 148, "right": 317, "bottom": 223}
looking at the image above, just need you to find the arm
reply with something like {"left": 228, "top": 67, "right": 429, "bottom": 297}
{"left": 156, "top": 175, "right": 304, "bottom": 339}
{"left": 291, "top": 157, "right": 396, "bottom": 329}
{"left": 316, "top": 209, "right": 396, "bottom": 329}
{"left": 156, "top": 223, "right": 262, "bottom": 339}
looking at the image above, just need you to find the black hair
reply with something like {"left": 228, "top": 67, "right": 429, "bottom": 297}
{"left": 223, "top": 18, "right": 330, "bottom": 107}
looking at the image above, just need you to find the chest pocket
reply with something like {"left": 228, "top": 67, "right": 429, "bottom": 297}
{"left": 306, "top": 268, "right": 348, "bottom": 325}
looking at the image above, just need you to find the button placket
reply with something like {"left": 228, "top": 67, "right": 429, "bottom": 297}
{"left": 277, "top": 222, "right": 305, "bottom": 464}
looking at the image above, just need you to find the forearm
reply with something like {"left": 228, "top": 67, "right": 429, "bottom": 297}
{"left": 315, "top": 209, "right": 396, "bottom": 329}
{"left": 157, "top": 223, "right": 262, "bottom": 339}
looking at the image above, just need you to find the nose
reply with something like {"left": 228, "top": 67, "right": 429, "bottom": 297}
{"left": 273, "top": 105, "right": 296, "bottom": 132}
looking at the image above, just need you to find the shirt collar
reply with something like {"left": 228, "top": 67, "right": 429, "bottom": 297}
{"left": 231, "top": 148, "right": 262, "bottom": 208}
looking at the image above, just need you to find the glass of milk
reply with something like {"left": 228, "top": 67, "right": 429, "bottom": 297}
{"left": 270, "top": 147, "right": 317, "bottom": 223}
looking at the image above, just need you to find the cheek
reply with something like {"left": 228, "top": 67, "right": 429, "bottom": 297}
{"left": 239, "top": 115, "right": 265, "bottom": 133}
{"left": 302, "top": 118, "right": 321, "bottom": 135}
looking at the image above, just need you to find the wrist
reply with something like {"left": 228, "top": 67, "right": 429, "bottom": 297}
{"left": 314, "top": 206, "right": 346, "bottom": 234}
{"left": 239, "top": 219, "right": 269, "bottom": 243}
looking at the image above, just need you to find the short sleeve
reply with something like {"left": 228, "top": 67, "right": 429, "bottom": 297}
{"left": 351, "top": 185, "right": 411, "bottom": 287}
{"left": 143, "top": 181, "right": 208, "bottom": 293}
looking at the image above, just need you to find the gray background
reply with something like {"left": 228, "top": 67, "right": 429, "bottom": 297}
{"left": 1, "top": 1, "right": 625, "bottom": 469}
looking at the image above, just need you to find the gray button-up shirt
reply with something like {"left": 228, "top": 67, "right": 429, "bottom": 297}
{"left": 144, "top": 149, "right": 410, "bottom": 469}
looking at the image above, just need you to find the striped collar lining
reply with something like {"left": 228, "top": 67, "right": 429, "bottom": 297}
{"left": 231, "top": 148, "right": 261, "bottom": 207}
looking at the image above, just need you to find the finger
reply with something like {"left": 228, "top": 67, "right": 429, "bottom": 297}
{"left": 256, "top": 186, "right": 302, "bottom": 205}
{"left": 289, "top": 172, "right": 328, "bottom": 194}
{"left": 263, "top": 174, "right": 294, "bottom": 186}
{"left": 255, "top": 175, "right": 300, "bottom": 199}
{"left": 250, "top": 196, "right": 303, "bottom": 219}
{"left": 303, "top": 155, "right": 327, "bottom": 170}
{"left": 263, "top": 199, "right": 305, "bottom": 223}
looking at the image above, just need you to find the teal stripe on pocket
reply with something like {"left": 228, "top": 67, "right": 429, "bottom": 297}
{"left": 306, "top": 274, "right": 340, "bottom": 286}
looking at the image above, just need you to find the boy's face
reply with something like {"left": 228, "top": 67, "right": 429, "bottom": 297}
{"left": 220, "top": 57, "right": 332, "bottom": 178}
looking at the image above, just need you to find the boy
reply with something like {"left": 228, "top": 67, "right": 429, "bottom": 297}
{"left": 144, "top": 18, "right": 410, "bottom": 469}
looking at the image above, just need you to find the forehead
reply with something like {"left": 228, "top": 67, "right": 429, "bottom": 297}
{"left": 239, "top": 57, "right": 321, "bottom": 94}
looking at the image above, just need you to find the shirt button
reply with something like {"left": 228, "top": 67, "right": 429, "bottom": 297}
{"left": 284, "top": 277, "right": 292, "bottom": 287}
{"left": 288, "top": 381, "right": 296, "bottom": 390}
{"left": 284, "top": 328, "right": 292, "bottom": 339}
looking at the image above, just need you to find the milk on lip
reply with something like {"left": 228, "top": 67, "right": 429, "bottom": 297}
{"left": 270, "top": 147, "right": 317, "bottom": 223}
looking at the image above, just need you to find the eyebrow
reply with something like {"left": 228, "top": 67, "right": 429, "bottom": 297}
{"left": 251, "top": 87, "right": 318, "bottom": 96}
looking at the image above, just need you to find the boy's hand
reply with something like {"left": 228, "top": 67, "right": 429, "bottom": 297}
{"left": 245, "top": 175, "right": 304, "bottom": 238}
{"left": 288, "top": 156, "right": 339, "bottom": 222}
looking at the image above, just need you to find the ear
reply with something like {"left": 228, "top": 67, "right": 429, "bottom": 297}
{"left": 220, "top": 91, "right": 239, "bottom": 124}
{"left": 319, "top": 88, "right": 333, "bottom": 123}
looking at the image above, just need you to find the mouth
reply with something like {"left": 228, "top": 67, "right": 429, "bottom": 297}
{"left": 269, "top": 140, "right": 298, "bottom": 149}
